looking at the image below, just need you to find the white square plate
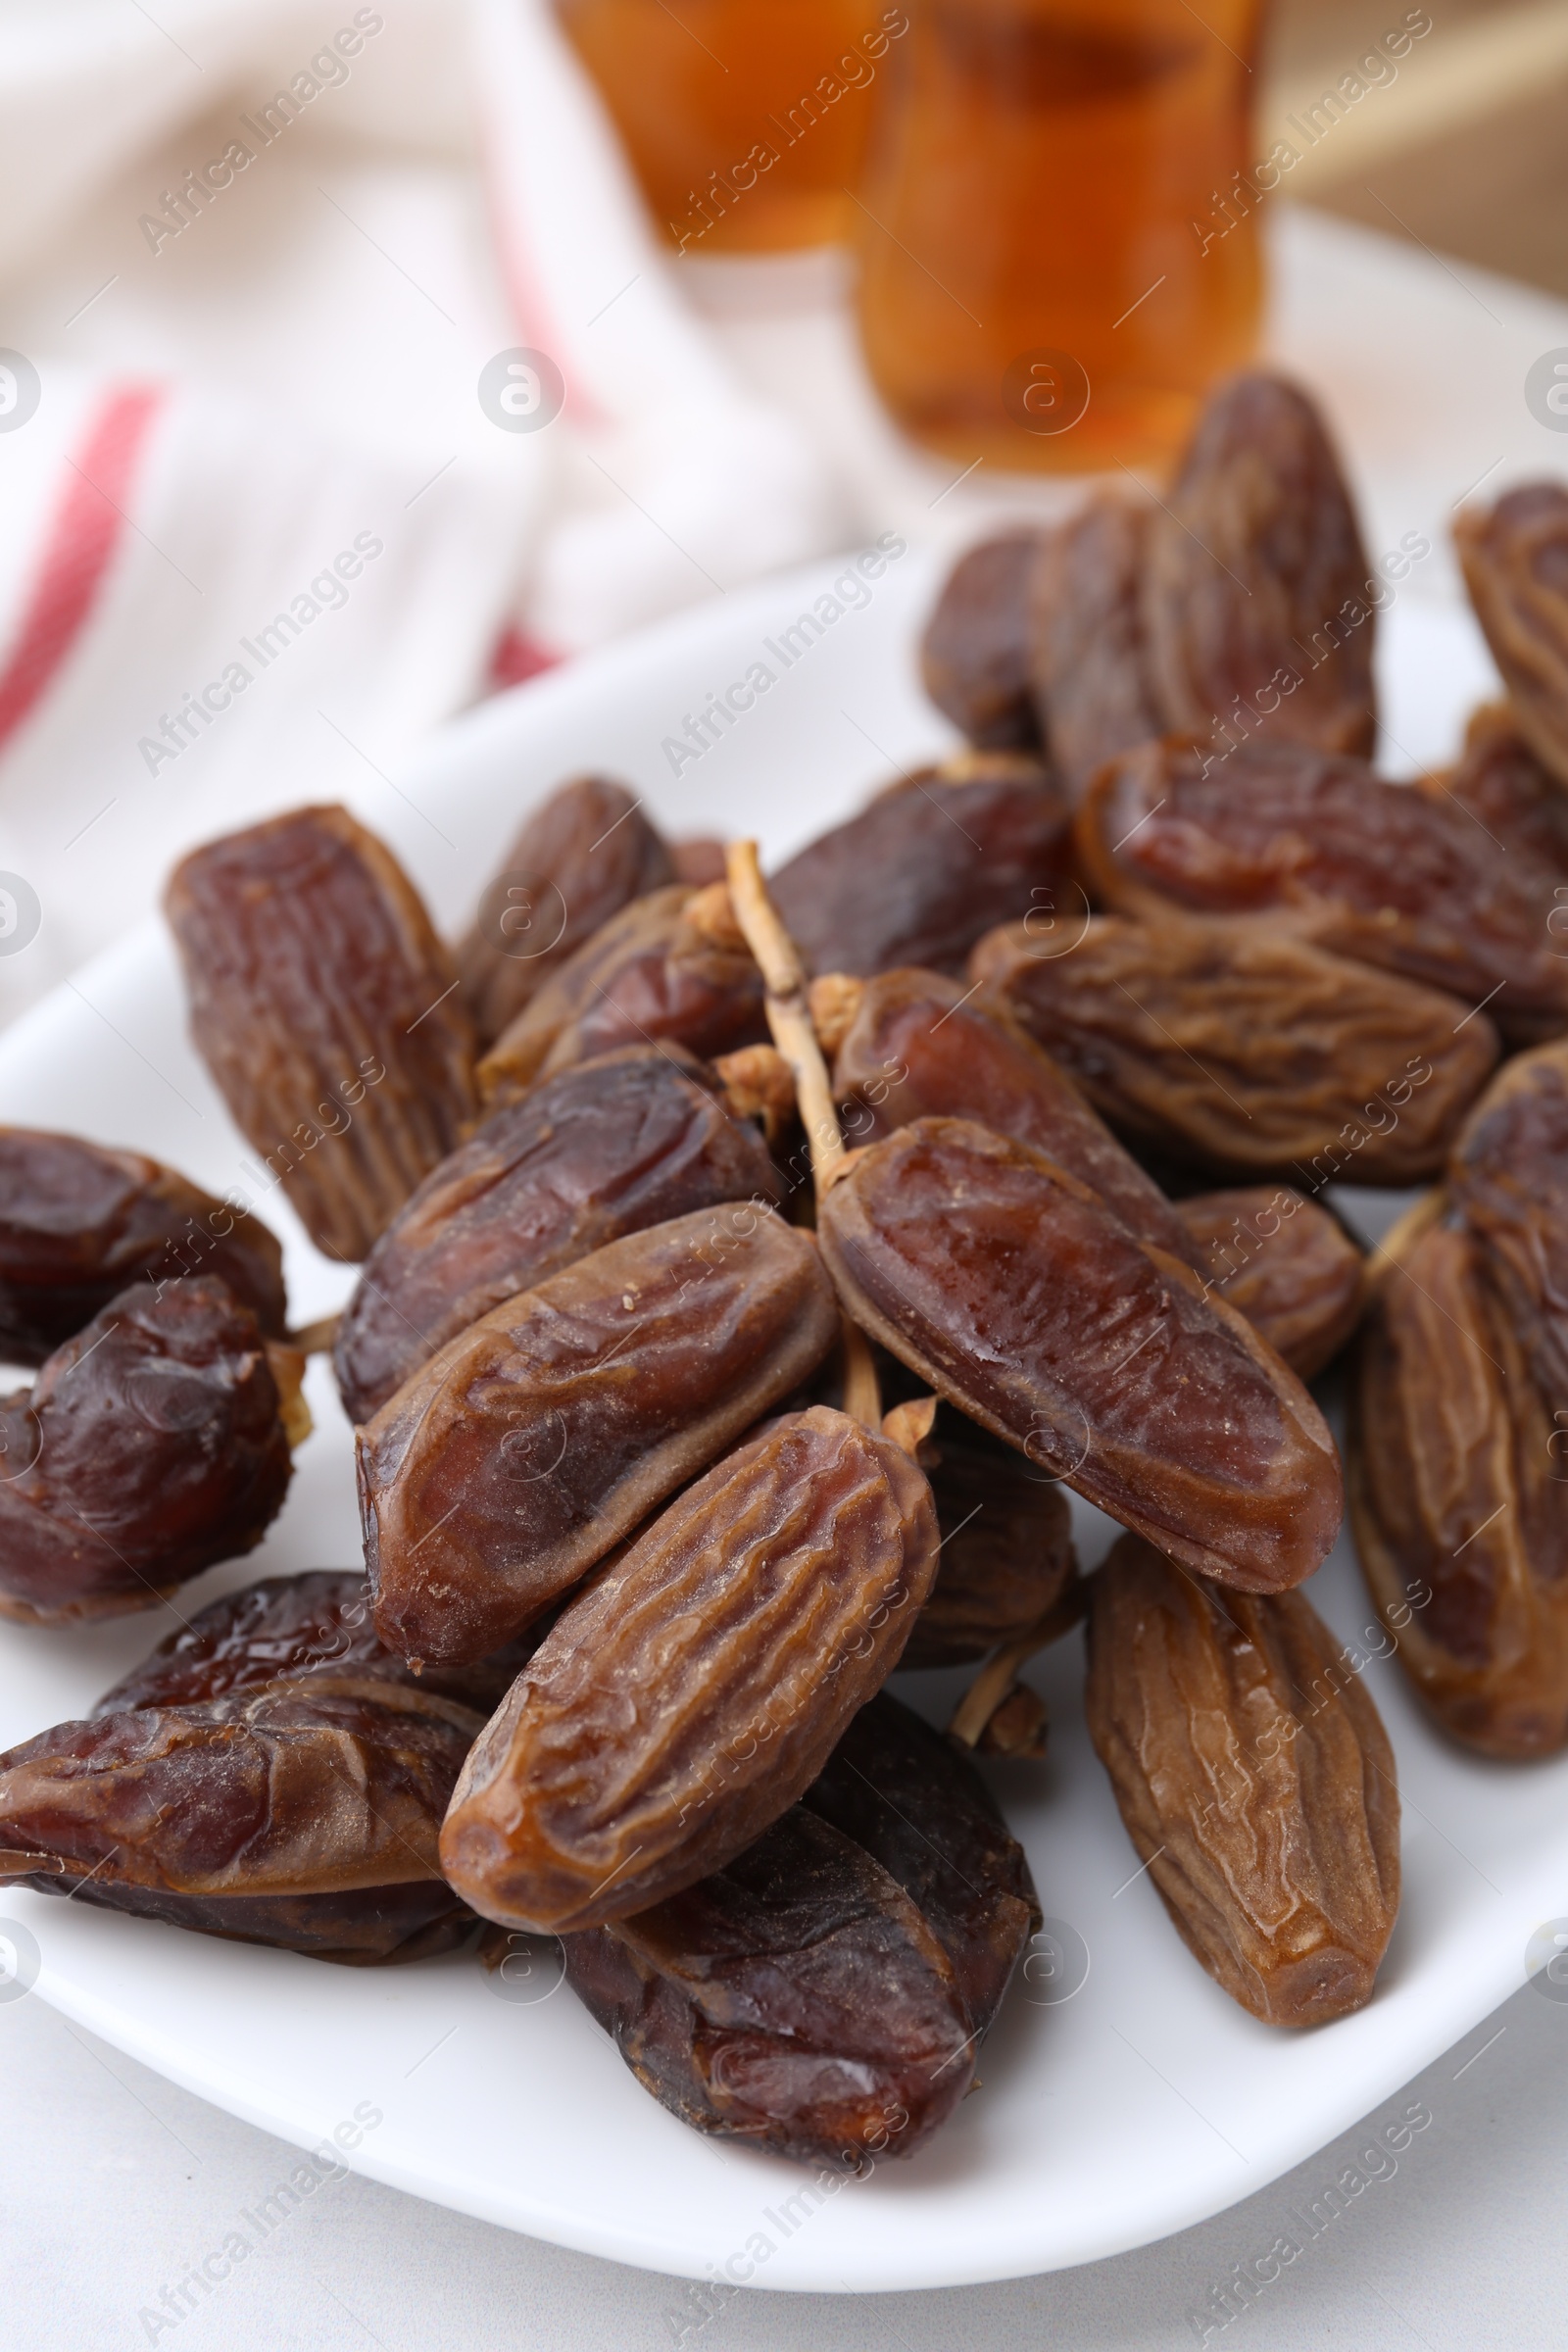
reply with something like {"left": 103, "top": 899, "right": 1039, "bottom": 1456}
{"left": 1, "top": 550, "right": 1555, "bottom": 2293}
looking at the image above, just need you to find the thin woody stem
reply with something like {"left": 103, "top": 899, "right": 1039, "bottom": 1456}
{"left": 725, "top": 840, "right": 879, "bottom": 1430}
{"left": 725, "top": 840, "right": 845, "bottom": 1183}
{"left": 289, "top": 1313, "right": 340, "bottom": 1356}
{"left": 948, "top": 1581, "right": 1087, "bottom": 1748}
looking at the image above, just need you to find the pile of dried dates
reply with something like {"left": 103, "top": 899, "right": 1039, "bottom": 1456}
{"left": 3, "top": 368, "right": 1567, "bottom": 2178}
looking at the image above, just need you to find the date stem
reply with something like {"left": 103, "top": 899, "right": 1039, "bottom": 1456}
{"left": 289, "top": 1312, "right": 341, "bottom": 1356}
{"left": 948, "top": 1581, "right": 1086, "bottom": 1750}
{"left": 726, "top": 840, "right": 880, "bottom": 1431}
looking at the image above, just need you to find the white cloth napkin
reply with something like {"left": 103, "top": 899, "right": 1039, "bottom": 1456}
{"left": 0, "top": 0, "right": 842, "bottom": 1025}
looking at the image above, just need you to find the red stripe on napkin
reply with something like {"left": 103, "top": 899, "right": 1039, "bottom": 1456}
{"left": 487, "top": 623, "right": 564, "bottom": 691}
{"left": 0, "top": 384, "right": 165, "bottom": 757}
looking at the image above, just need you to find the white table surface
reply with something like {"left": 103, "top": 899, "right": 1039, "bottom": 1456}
{"left": 5, "top": 206, "right": 1568, "bottom": 2344}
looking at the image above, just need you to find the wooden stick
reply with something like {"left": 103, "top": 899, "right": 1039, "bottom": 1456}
{"left": 725, "top": 840, "right": 879, "bottom": 1430}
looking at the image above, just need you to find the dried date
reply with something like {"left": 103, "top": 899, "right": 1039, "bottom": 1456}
{"left": 818, "top": 1117, "right": 1342, "bottom": 1593}
{"left": 97, "top": 1569, "right": 542, "bottom": 1720}
{"left": 476, "top": 885, "right": 766, "bottom": 1108}
{"left": 1029, "top": 490, "right": 1165, "bottom": 798}
{"left": 901, "top": 1408, "right": 1077, "bottom": 1668}
{"left": 333, "top": 1046, "right": 780, "bottom": 1425}
{"left": 1142, "top": 370, "right": 1377, "bottom": 760}
{"left": 1079, "top": 737, "right": 1568, "bottom": 1044}
{"left": 564, "top": 1692, "right": 1036, "bottom": 2166}
{"left": 166, "top": 804, "right": 476, "bottom": 1262}
{"left": 1427, "top": 703, "right": 1568, "bottom": 876}
{"left": 0, "top": 1278, "right": 298, "bottom": 1624}
{"left": 0, "top": 1678, "right": 480, "bottom": 1964}
{"left": 1085, "top": 1533, "right": 1400, "bottom": 2025}
{"left": 919, "top": 530, "right": 1046, "bottom": 751}
{"left": 1446, "top": 1036, "right": 1568, "bottom": 1408}
{"left": 829, "top": 964, "right": 1200, "bottom": 1264}
{"left": 1350, "top": 1214, "right": 1568, "bottom": 1757}
{"left": 361, "top": 1205, "right": 839, "bottom": 1665}
{"left": 564, "top": 1806, "right": 971, "bottom": 2166}
{"left": 1176, "top": 1187, "right": 1365, "bottom": 1381}
{"left": 0, "top": 1126, "right": 285, "bottom": 1364}
{"left": 458, "top": 776, "right": 675, "bottom": 1048}
{"left": 439, "top": 1405, "right": 940, "bottom": 1934}
{"left": 1454, "top": 482, "right": 1568, "bottom": 788}
{"left": 971, "top": 911, "right": 1498, "bottom": 1182}
{"left": 769, "top": 758, "right": 1073, "bottom": 978}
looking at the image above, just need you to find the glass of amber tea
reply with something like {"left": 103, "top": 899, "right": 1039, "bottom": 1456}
{"left": 853, "top": 0, "right": 1265, "bottom": 473}
{"left": 558, "top": 0, "right": 907, "bottom": 256}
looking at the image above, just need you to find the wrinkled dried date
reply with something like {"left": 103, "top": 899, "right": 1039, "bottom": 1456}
{"left": 803, "top": 1693, "right": 1039, "bottom": 2028}
{"left": 1029, "top": 490, "right": 1166, "bottom": 798}
{"left": 1351, "top": 1214, "right": 1568, "bottom": 1757}
{"left": 769, "top": 759, "right": 1073, "bottom": 979}
{"left": 0, "top": 1677, "right": 480, "bottom": 1964}
{"left": 972, "top": 912, "right": 1498, "bottom": 1181}
{"left": 1446, "top": 1037, "right": 1568, "bottom": 1410}
{"left": 476, "top": 885, "right": 767, "bottom": 1107}
{"left": 564, "top": 1692, "right": 1037, "bottom": 2167}
{"left": 902, "top": 1408, "right": 1077, "bottom": 1668}
{"left": 829, "top": 964, "right": 1200, "bottom": 1264}
{"left": 333, "top": 1047, "right": 780, "bottom": 1425}
{"left": 1142, "top": 370, "right": 1377, "bottom": 760}
{"left": 1086, "top": 1533, "right": 1400, "bottom": 2025}
{"left": 1455, "top": 482, "right": 1568, "bottom": 788}
{"left": 1176, "top": 1187, "right": 1365, "bottom": 1381}
{"left": 459, "top": 776, "right": 675, "bottom": 1048}
{"left": 566, "top": 1807, "right": 969, "bottom": 2167}
{"left": 361, "top": 1206, "right": 839, "bottom": 1666}
{"left": 919, "top": 531, "right": 1046, "bottom": 751}
{"left": 0, "top": 1127, "right": 286, "bottom": 1364}
{"left": 0, "top": 1278, "right": 297, "bottom": 1624}
{"left": 440, "top": 1405, "right": 940, "bottom": 1934}
{"left": 1079, "top": 737, "right": 1568, "bottom": 1044}
{"left": 166, "top": 804, "right": 476, "bottom": 1262}
{"left": 98, "top": 1569, "right": 542, "bottom": 1720}
{"left": 1430, "top": 703, "right": 1568, "bottom": 876}
{"left": 818, "top": 1118, "right": 1342, "bottom": 1593}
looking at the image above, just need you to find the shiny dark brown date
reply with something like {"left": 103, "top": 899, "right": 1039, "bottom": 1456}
{"left": 333, "top": 1047, "right": 780, "bottom": 1425}
{"left": 0, "top": 1678, "right": 480, "bottom": 1964}
{"left": 0, "top": 1278, "right": 295, "bottom": 1624}
{"left": 458, "top": 776, "right": 675, "bottom": 1048}
{"left": 769, "top": 759, "right": 1073, "bottom": 978}
{"left": 902, "top": 1409, "right": 1077, "bottom": 1668}
{"left": 818, "top": 1118, "right": 1342, "bottom": 1593}
{"left": 166, "top": 804, "right": 476, "bottom": 1261}
{"left": 361, "top": 1206, "right": 839, "bottom": 1666}
{"left": 97, "top": 1569, "right": 541, "bottom": 1720}
{"left": 829, "top": 964, "right": 1199, "bottom": 1264}
{"left": 1142, "top": 370, "right": 1377, "bottom": 761}
{"left": 1078, "top": 737, "right": 1568, "bottom": 1045}
{"left": 476, "top": 886, "right": 766, "bottom": 1107}
{"left": 1176, "top": 1187, "right": 1365, "bottom": 1381}
{"left": 1029, "top": 490, "right": 1165, "bottom": 798}
{"left": 564, "top": 1692, "right": 1037, "bottom": 2167}
{"left": 0, "top": 1128, "right": 286, "bottom": 1365}
{"left": 919, "top": 531, "right": 1046, "bottom": 751}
